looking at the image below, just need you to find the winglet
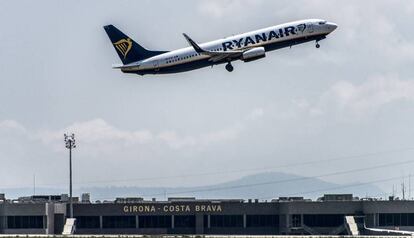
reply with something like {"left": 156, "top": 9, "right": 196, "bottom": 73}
{"left": 183, "top": 33, "right": 206, "bottom": 53}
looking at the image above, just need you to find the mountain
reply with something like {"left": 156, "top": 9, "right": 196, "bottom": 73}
{"left": 1, "top": 172, "right": 384, "bottom": 201}
{"left": 83, "top": 172, "right": 384, "bottom": 201}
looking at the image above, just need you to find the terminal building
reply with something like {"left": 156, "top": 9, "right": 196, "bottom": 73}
{"left": 1, "top": 193, "right": 414, "bottom": 235}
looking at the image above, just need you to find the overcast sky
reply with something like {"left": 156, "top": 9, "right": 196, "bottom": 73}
{"left": 1, "top": 0, "right": 414, "bottom": 198}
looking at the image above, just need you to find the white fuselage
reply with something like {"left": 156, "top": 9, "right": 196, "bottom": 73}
{"left": 122, "top": 19, "right": 337, "bottom": 73}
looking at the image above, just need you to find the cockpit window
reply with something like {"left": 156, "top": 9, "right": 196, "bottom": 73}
{"left": 318, "top": 21, "right": 327, "bottom": 25}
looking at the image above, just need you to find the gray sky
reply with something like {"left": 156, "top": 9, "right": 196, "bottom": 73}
{"left": 1, "top": 0, "right": 414, "bottom": 197}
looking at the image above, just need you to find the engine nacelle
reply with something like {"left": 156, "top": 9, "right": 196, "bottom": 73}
{"left": 241, "top": 47, "right": 266, "bottom": 62}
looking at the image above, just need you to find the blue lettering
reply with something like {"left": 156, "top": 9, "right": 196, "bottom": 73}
{"left": 255, "top": 33, "right": 267, "bottom": 43}
{"left": 244, "top": 36, "right": 255, "bottom": 46}
{"left": 232, "top": 38, "right": 244, "bottom": 48}
{"left": 284, "top": 26, "right": 296, "bottom": 36}
{"left": 268, "top": 30, "right": 279, "bottom": 41}
{"left": 278, "top": 29, "right": 284, "bottom": 38}
{"left": 297, "top": 24, "right": 306, "bottom": 33}
{"left": 222, "top": 41, "right": 234, "bottom": 51}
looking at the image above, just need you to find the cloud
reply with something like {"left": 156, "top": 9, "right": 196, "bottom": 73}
{"left": 0, "top": 120, "right": 26, "bottom": 134}
{"left": 0, "top": 108, "right": 264, "bottom": 188}
{"left": 2, "top": 0, "right": 414, "bottom": 193}
{"left": 2, "top": 108, "right": 265, "bottom": 153}
{"left": 197, "top": 0, "right": 264, "bottom": 19}
{"left": 312, "top": 75, "right": 414, "bottom": 121}
{"left": 36, "top": 119, "right": 153, "bottom": 149}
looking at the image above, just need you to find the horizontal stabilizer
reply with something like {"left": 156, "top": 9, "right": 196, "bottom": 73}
{"left": 112, "top": 63, "right": 124, "bottom": 69}
{"left": 112, "top": 62, "right": 141, "bottom": 69}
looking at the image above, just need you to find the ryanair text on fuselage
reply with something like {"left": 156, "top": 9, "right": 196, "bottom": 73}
{"left": 222, "top": 25, "right": 302, "bottom": 51}
{"left": 103, "top": 19, "right": 337, "bottom": 75}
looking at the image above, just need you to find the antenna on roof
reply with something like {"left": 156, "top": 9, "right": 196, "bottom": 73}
{"left": 409, "top": 173, "right": 412, "bottom": 200}
{"left": 402, "top": 181, "right": 406, "bottom": 200}
{"left": 33, "top": 174, "right": 36, "bottom": 195}
{"left": 392, "top": 184, "right": 395, "bottom": 198}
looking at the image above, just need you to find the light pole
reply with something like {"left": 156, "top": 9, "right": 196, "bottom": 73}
{"left": 64, "top": 133, "right": 76, "bottom": 218}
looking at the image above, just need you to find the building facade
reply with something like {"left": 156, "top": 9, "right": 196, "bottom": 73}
{"left": 1, "top": 194, "right": 413, "bottom": 235}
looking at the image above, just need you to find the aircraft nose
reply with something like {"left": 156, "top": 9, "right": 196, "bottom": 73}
{"left": 327, "top": 22, "right": 338, "bottom": 32}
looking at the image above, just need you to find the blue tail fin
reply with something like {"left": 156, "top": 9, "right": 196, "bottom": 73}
{"left": 103, "top": 25, "right": 167, "bottom": 65}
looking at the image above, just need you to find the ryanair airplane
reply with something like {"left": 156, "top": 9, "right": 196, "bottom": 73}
{"left": 104, "top": 19, "right": 337, "bottom": 75}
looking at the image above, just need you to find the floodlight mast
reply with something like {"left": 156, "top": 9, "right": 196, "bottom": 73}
{"left": 64, "top": 133, "right": 76, "bottom": 218}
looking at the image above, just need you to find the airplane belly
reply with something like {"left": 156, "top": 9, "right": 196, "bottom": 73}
{"left": 137, "top": 59, "right": 214, "bottom": 75}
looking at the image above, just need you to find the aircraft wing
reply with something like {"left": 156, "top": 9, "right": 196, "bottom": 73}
{"left": 183, "top": 33, "right": 243, "bottom": 63}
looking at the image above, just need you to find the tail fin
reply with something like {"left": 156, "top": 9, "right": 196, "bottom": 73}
{"left": 103, "top": 25, "right": 166, "bottom": 65}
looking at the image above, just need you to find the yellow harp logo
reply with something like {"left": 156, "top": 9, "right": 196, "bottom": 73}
{"left": 113, "top": 38, "right": 132, "bottom": 59}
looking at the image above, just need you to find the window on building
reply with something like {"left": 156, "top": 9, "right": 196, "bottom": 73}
{"left": 401, "top": 213, "right": 409, "bottom": 226}
{"left": 379, "top": 213, "right": 414, "bottom": 226}
{"left": 246, "top": 215, "right": 279, "bottom": 227}
{"left": 7, "top": 216, "right": 44, "bottom": 229}
{"left": 139, "top": 215, "right": 171, "bottom": 228}
{"left": 75, "top": 216, "right": 100, "bottom": 229}
{"left": 203, "top": 215, "right": 208, "bottom": 228}
{"left": 210, "top": 215, "right": 243, "bottom": 228}
{"left": 291, "top": 214, "right": 302, "bottom": 228}
{"left": 303, "top": 214, "right": 344, "bottom": 227}
{"left": 102, "top": 216, "right": 135, "bottom": 229}
{"left": 174, "top": 215, "right": 195, "bottom": 228}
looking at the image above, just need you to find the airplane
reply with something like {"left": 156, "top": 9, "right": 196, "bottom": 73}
{"left": 104, "top": 19, "right": 338, "bottom": 75}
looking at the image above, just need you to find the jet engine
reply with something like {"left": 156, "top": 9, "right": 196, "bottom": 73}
{"left": 241, "top": 47, "right": 266, "bottom": 62}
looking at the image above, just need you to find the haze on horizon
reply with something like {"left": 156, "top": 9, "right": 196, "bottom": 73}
{"left": 1, "top": 0, "right": 414, "bottom": 199}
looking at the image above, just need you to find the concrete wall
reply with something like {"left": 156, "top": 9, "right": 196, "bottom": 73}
{"left": 73, "top": 201, "right": 278, "bottom": 216}
{"left": 3, "top": 203, "right": 46, "bottom": 216}
{"left": 1, "top": 203, "right": 46, "bottom": 234}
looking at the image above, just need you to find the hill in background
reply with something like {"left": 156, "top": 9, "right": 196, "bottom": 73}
{"left": 1, "top": 172, "right": 385, "bottom": 201}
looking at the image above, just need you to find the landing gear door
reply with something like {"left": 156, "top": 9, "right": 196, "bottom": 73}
{"left": 307, "top": 23, "right": 314, "bottom": 34}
